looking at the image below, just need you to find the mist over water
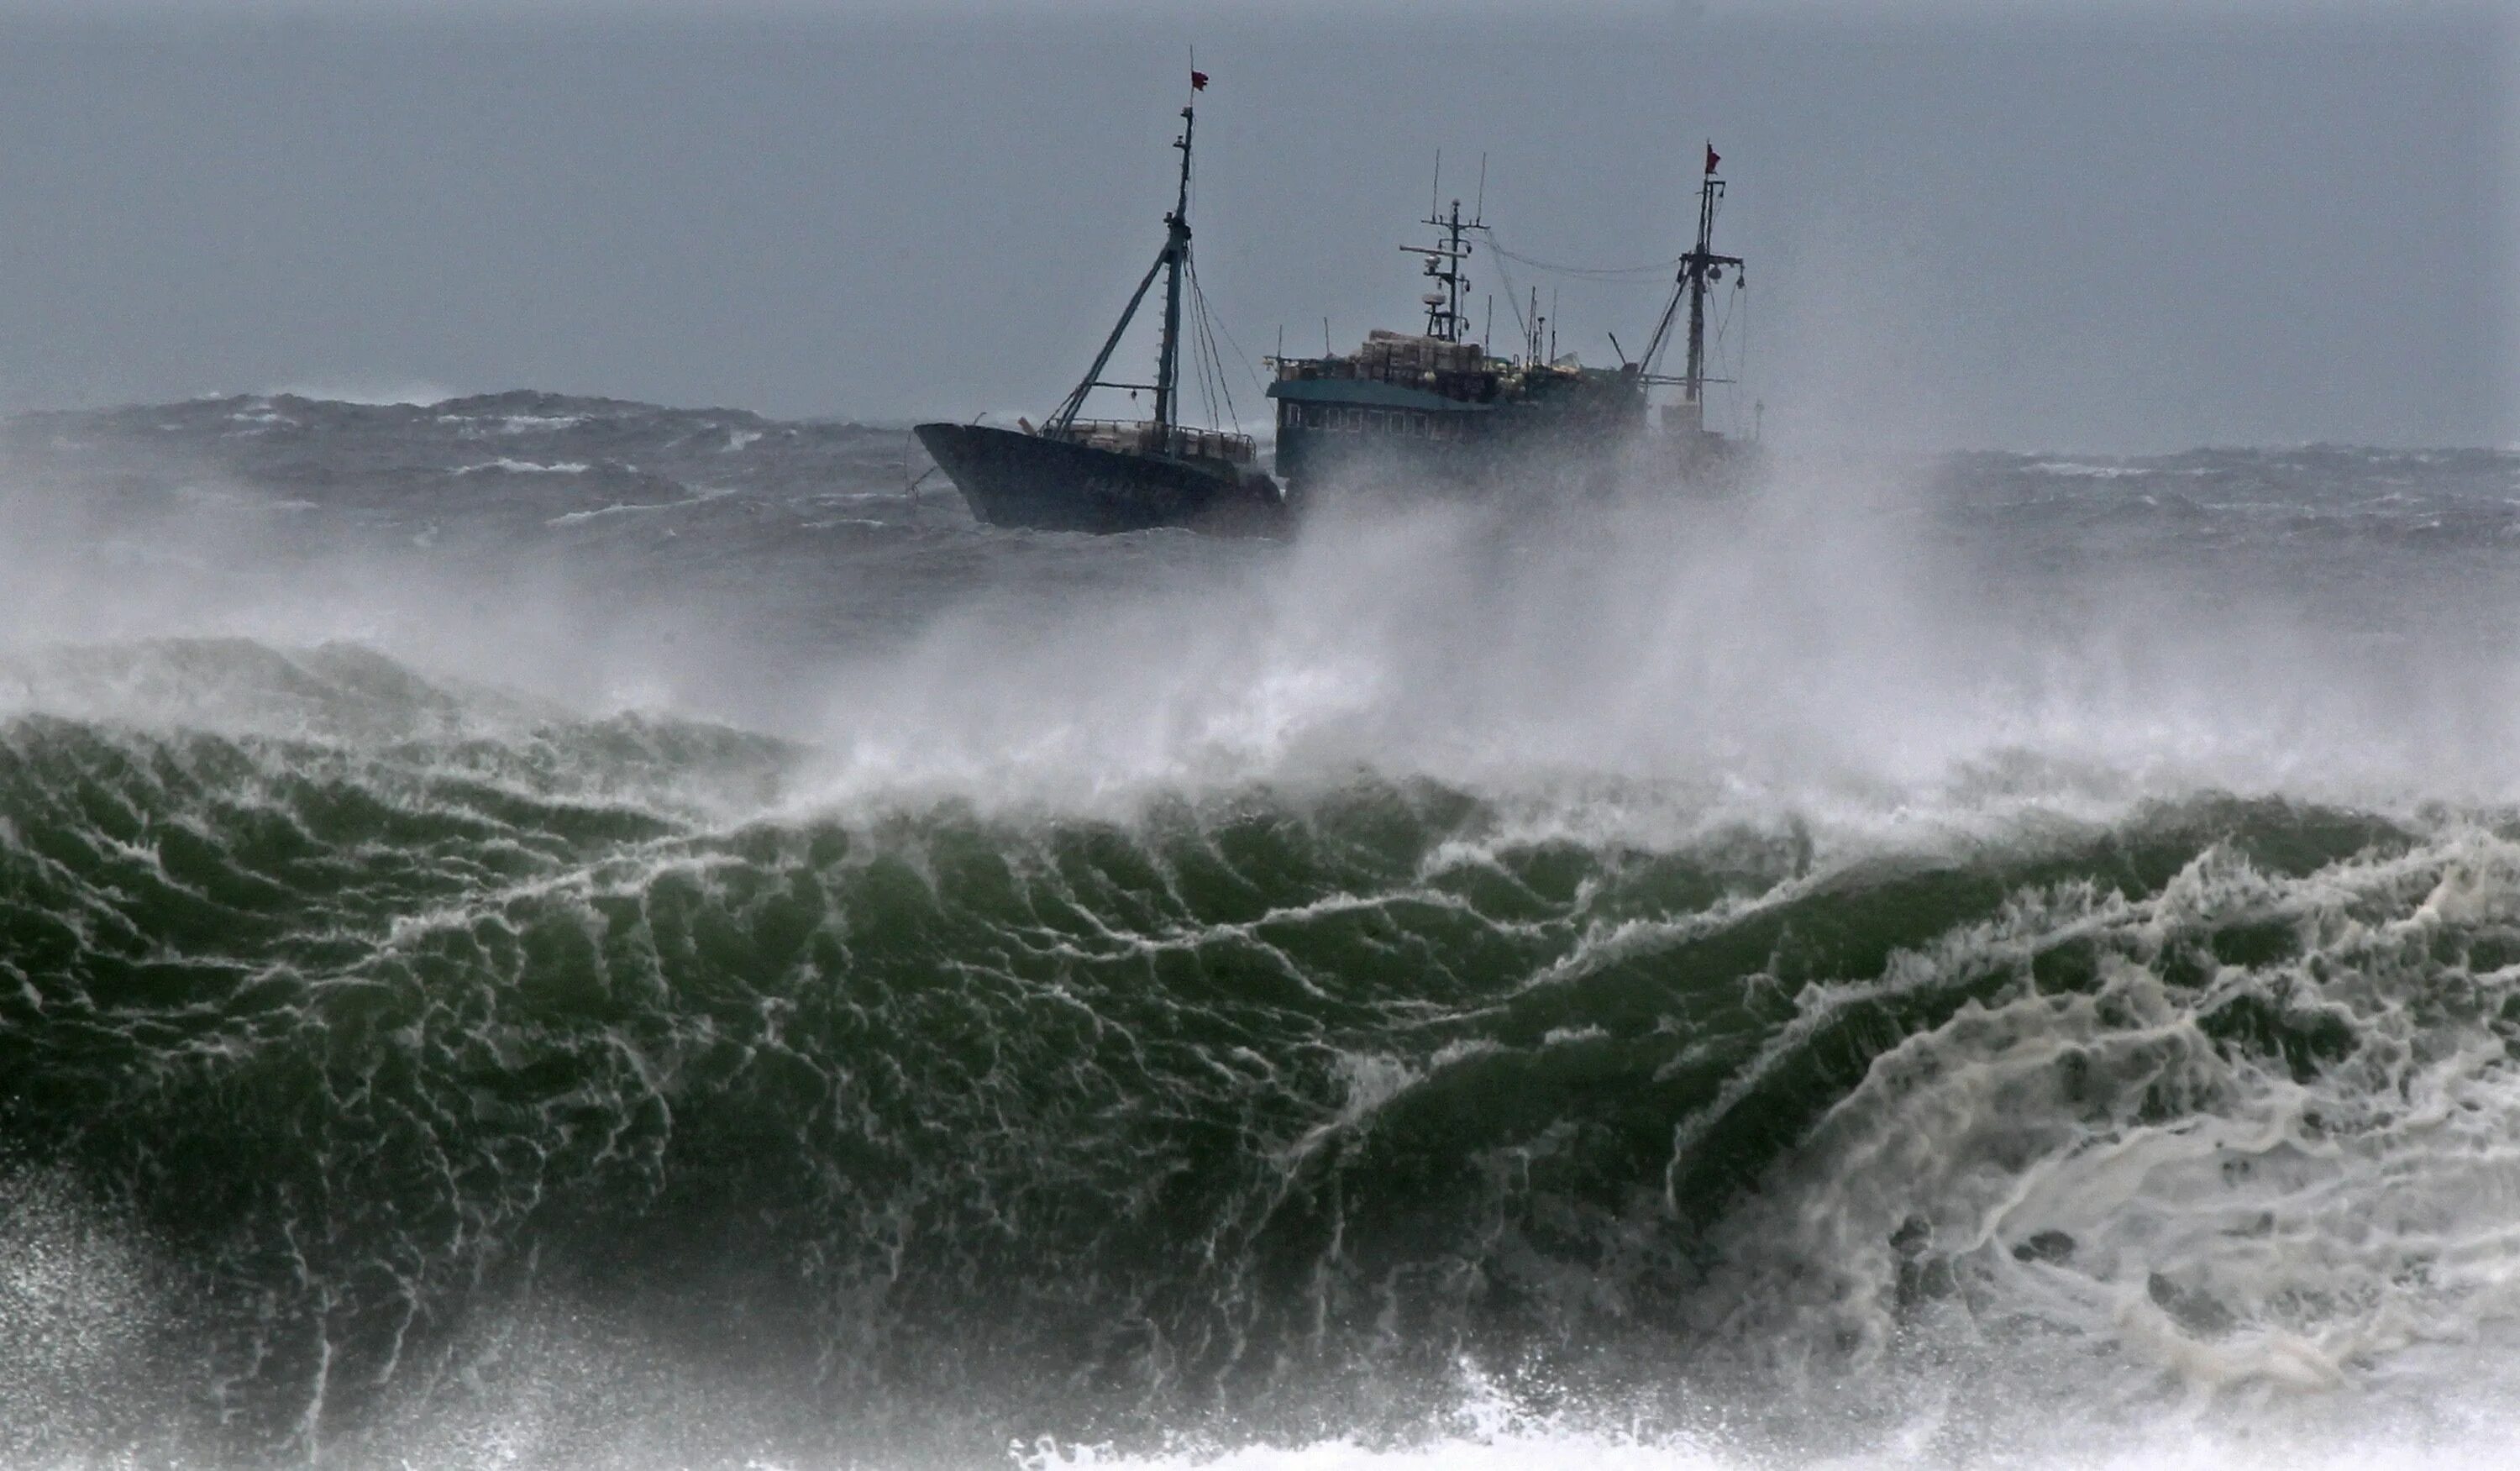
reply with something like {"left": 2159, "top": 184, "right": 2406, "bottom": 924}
{"left": 6, "top": 397, "right": 2520, "bottom": 1468}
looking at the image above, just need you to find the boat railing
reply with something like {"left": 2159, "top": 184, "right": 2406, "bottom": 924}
{"left": 1047, "top": 419, "right": 1256, "bottom": 465}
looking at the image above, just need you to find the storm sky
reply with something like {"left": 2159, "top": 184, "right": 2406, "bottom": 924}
{"left": 0, "top": 2, "right": 2505, "bottom": 451}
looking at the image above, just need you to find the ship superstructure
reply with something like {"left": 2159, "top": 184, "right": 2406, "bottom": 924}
{"left": 1266, "top": 146, "right": 1749, "bottom": 501}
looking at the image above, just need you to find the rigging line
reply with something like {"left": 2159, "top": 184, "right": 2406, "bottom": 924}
{"left": 1486, "top": 245, "right": 1530, "bottom": 349}
{"left": 1207, "top": 329, "right": 1233, "bottom": 433}
{"left": 1709, "top": 295, "right": 1739, "bottom": 399}
{"left": 1185, "top": 261, "right": 1217, "bottom": 428}
{"left": 1188, "top": 275, "right": 1211, "bottom": 421}
{"left": 1473, "top": 226, "right": 1682, "bottom": 281}
{"left": 1205, "top": 315, "right": 1235, "bottom": 433}
{"left": 1188, "top": 260, "right": 1245, "bottom": 433}
{"left": 1706, "top": 281, "right": 1751, "bottom": 427}
{"left": 1711, "top": 274, "right": 1750, "bottom": 375}
{"left": 1484, "top": 249, "right": 1678, "bottom": 280}
{"left": 1190, "top": 306, "right": 1214, "bottom": 428}
{"left": 1185, "top": 270, "right": 1228, "bottom": 390}
{"left": 1199, "top": 287, "right": 1241, "bottom": 434}
{"left": 1736, "top": 280, "right": 1751, "bottom": 406}
{"left": 1194, "top": 264, "right": 1271, "bottom": 405}
{"left": 1204, "top": 309, "right": 1227, "bottom": 431}
{"left": 1193, "top": 287, "right": 1220, "bottom": 430}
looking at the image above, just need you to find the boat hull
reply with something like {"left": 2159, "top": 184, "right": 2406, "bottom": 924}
{"left": 914, "top": 423, "right": 1284, "bottom": 535}
{"left": 1268, "top": 391, "right": 1754, "bottom": 505}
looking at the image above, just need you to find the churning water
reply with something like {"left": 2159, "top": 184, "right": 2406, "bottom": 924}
{"left": 6, "top": 395, "right": 2520, "bottom": 1468}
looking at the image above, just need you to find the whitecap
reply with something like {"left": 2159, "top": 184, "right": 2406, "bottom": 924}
{"left": 454, "top": 459, "right": 591, "bottom": 475}
{"left": 2031, "top": 460, "right": 2149, "bottom": 478}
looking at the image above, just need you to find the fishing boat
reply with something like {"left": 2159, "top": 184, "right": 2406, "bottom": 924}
{"left": 915, "top": 76, "right": 1284, "bottom": 535}
{"left": 1265, "top": 144, "right": 1752, "bottom": 502}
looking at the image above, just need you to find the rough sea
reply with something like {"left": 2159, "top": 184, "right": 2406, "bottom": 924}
{"left": 6, "top": 392, "right": 2520, "bottom": 1469}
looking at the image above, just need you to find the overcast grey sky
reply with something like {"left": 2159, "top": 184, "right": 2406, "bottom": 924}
{"left": 0, "top": 3, "right": 2505, "bottom": 450}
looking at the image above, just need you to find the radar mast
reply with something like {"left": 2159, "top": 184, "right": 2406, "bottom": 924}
{"left": 1399, "top": 155, "right": 1483, "bottom": 344}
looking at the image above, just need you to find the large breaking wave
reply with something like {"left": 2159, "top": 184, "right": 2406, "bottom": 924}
{"left": 8, "top": 639, "right": 2520, "bottom": 1468}
{"left": 6, "top": 409, "right": 2520, "bottom": 1467}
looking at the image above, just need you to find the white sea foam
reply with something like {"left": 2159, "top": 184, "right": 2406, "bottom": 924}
{"left": 546, "top": 502, "right": 662, "bottom": 525}
{"left": 1651, "top": 826, "right": 2520, "bottom": 1442}
{"left": 454, "top": 458, "right": 591, "bottom": 475}
{"left": 264, "top": 379, "right": 459, "bottom": 407}
{"left": 1019, "top": 1424, "right": 2520, "bottom": 1471}
{"left": 2029, "top": 460, "right": 2149, "bottom": 478}
{"left": 545, "top": 484, "right": 738, "bottom": 526}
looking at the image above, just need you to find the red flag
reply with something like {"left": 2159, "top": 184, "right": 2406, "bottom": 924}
{"left": 1704, "top": 143, "right": 1720, "bottom": 175}
{"left": 1191, "top": 70, "right": 1209, "bottom": 91}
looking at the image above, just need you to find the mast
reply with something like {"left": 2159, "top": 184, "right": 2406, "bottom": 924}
{"left": 1641, "top": 141, "right": 1743, "bottom": 413}
{"left": 1046, "top": 83, "right": 1200, "bottom": 438}
{"left": 1154, "top": 101, "right": 1194, "bottom": 432}
{"left": 1681, "top": 146, "right": 1731, "bottom": 403}
{"left": 1400, "top": 160, "right": 1480, "bottom": 344}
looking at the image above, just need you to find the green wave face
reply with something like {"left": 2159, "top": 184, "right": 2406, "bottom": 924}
{"left": 8, "top": 641, "right": 2512, "bottom": 1468}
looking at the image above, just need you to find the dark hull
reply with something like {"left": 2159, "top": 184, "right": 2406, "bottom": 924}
{"left": 915, "top": 423, "right": 1284, "bottom": 535}
{"left": 1264, "top": 373, "right": 1721, "bottom": 505}
{"left": 1272, "top": 415, "right": 1752, "bottom": 504}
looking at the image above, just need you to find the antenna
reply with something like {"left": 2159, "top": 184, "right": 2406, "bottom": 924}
{"left": 1474, "top": 153, "right": 1487, "bottom": 222}
{"left": 1402, "top": 157, "right": 1483, "bottom": 344}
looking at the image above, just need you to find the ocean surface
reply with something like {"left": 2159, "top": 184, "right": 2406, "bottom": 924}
{"left": 6, "top": 393, "right": 2520, "bottom": 1469}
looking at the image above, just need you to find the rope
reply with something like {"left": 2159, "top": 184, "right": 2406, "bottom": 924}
{"left": 1474, "top": 226, "right": 1681, "bottom": 281}
{"left": 1184, "top": 257, "right": 1243, "bottom": 436}
{"left": 1201, "top": 294, "right": 1239, "bottom": 433}
{"left": 1704, "top": 273, "right": 1749, "bottom": 430}
{"left": 1486, "top": 246, "right": 1530, "bottom": 354}
{"left": 1195, "top": 265, "right": 1271, "bottom": 407}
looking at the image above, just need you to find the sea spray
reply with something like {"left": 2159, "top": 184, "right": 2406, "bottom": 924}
{"left": 5, "top": 643, "right": 2519, "bottom": 1464}
{"left": 5, "top": 402, "right": 2520, "bottom": 1464}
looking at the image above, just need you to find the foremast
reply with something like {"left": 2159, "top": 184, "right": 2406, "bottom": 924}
{"left": 1047, "top": 87, "right": 1198, "bottom": 439}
